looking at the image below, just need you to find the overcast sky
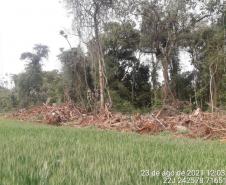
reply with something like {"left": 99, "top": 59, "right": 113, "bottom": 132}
{"left": 0, "top": 0, "right": 193, "bottom": 87}
{"left": 0, "top": 0, "right": 77, "bottom": 78}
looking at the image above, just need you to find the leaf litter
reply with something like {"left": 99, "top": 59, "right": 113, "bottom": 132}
{"left": 9, "top": 103, "right": 226, "bottom": 140}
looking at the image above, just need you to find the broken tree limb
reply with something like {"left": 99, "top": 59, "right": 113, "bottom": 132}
{"left": 151, "top": 113, "right": 166, "bottom": 128}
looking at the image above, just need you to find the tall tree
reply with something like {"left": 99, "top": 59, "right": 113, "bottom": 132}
{"left": 58, "top": 47, "right": 94, "bottom": 109}
{"left": 140, "top": 0, "right": 220, "bottom": 104}
{"left": 18, "top": 44, "right": 49, "bottom": 106}
{"left": 64, "top": 0, "right": 117, "bottom": 111}
{"left": 102, "top": 21, "right": 152, "bottom": 110}
{"left": 190, "top": 26, "right": 224, "bottom": 110}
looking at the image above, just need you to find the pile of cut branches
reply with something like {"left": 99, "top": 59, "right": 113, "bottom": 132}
{"left": 10, "top": 104, "right": 226, "bottom": 140}
{"left": 11, "top": 103, "right": 85, "bottom": 124}
{"left": 161, "top": 109, "right": 226, "bottom": 140}
{"left": 73, "top": 112, "right": 164, "bottom": 134}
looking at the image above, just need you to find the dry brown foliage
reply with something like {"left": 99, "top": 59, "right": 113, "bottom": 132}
{"left": 10, "top": 103, "right": 226, "bottom": 140}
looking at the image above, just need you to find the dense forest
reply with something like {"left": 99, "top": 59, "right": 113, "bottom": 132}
{"left": 0, "top": 0, "right": 225, "bottom": 114}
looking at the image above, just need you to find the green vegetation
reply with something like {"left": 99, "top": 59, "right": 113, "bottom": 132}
{"left": 0, "top": 87, "right": 16, "bottom": 112}
{"left": 0, "top": 1, "right": 225, "bottom": 185}
{"left": 0, "top": 119, "right": 226, "bottom": 185}
{"left": 0, "top": 0, "right": 224, "bottom": 113}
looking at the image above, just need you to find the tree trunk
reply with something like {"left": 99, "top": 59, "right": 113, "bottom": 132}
{"left": 98, "top": 58, "right": 105, "bottom": 111}
{"left": 161, "top": 56, "right": 174, "bottom": 104}
{"left": 94, "top": 4, "right": 105, "bottom": 111}
{"left": 213, "top": 77, "right": 217, "bottom": 107}
{"left": 209, "top": 68, "right": 214, "bottom": 113}
{"left": 209, "top": 63, "right": 218, "bottom": 113}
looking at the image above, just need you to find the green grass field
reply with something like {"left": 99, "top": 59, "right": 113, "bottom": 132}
{"left": 0, "top": 119, "right": 226, "bottom": 185}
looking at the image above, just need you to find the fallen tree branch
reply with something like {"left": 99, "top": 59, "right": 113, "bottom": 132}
{"left": 151, "top": 114, "right": 166, "bottom": 128}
